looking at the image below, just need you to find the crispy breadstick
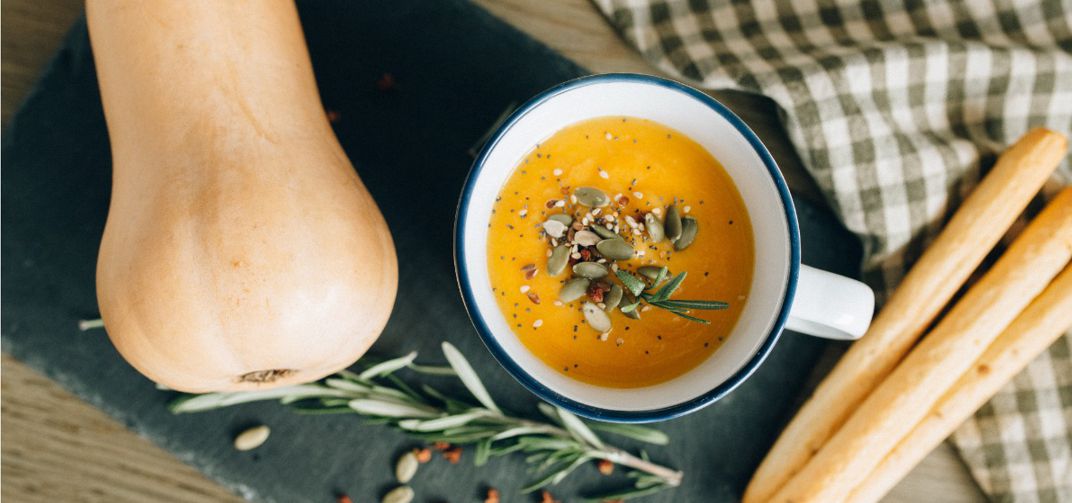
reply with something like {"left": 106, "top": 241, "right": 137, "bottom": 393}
{"left": 744, "top": 129, "right": 1068, "bottom": 503}
{"left": 847, "top": 264, "right": 1072, "bottom": 503}
{"left": 771, "top": 187, "right": 1072, "bottom": 502}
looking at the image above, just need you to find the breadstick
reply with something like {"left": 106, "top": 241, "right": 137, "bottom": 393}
{"left": 743, "top": 128, "right": 1068, "bottom": 503}
{"left": 847, "top": 264, "right": 1072, "bottom": 503}
{"left": 771, "top": 187, "right": 1072, "bottom": 502}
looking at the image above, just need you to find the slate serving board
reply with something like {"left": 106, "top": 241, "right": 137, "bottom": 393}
{"left": 1, "top": 1, "right": 862, "bottom": 501}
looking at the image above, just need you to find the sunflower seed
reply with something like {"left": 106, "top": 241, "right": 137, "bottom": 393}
{"left": 665, "top": 204, "right": 682, "bottom": 242}
{"left": 603, "top": 284, "right": 623, "bottom": 311}
{"left": 574, "top": 230, "right": 601, "bottom": 246}
{"left": 233, "top": 425, "right": 270, "bottom": 451}
{"left": 675, "top": 216, "right": 698, "bottom": 250}
{"left": 547, "top": 245, "right": 570, "bottom": 275}
{"left": 382, "top": 486, "right": 414, "bottom": 503}
{"left": 548, "top": 213, "right": 573, "bottom": 226}
{"left": 583, "top": 302, "right": 612, "bottom": 332}
{"left": 542, "top": 219, "right": 568, "bottom": 239}
{"left": 395, "top": 452, "right": 419, "bottom": 483}
{"left": 574, "top": 187, "right": 610, "bottom": 207}
{"left": 596, "top": 238, "right": 634, "bottom": 261}
{"left": 573, "top": 262, "right": 608, "bottom": 279}
{"left": 644, "top": 213, "right": 665, "bottom": 242}
{"left": 559, "top": 278, "right": 591, "bottom": 302}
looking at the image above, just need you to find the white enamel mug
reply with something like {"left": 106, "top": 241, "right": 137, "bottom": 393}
{"left": 455, "top": 74, "right": 874, "bottom": 422}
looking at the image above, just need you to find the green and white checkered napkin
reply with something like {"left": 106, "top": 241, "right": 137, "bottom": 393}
{"left": 592, "top": 0, "right": 1072, "bottom": 500}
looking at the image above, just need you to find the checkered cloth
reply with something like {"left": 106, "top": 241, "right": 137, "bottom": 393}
{"left": 591, "top": 0, "right": 1072, "bottom": 500}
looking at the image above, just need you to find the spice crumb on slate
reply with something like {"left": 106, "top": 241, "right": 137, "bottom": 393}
{"left": 442, "top": 446, "right": 462, "bottom": 464}
{"left": 413, "top": 447, "right": 432, "bottom": 463}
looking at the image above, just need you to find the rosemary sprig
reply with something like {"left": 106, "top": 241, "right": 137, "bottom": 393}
{"left": 616, "top": 268, "right": 729, "bottom": 324}
{"left": 171, "top": 342, "right": 682, "bottom": 501}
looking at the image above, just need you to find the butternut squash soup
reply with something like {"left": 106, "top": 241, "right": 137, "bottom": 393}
{"left": 487, "top": 116, "right": 754, "bottom": 388}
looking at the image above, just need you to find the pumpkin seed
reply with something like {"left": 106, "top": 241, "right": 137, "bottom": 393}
{"left": 574, "top": 187, "right": 610, "bottom": 207}
{"left": 542, "top": 219, "right": 568, "bottom": 239}
{"left": 644, "top": 213, "right": 665, "bottom": 242}
{"left": 573, "top": 262, "right": 608, "bottom": 279}
{"left": 574, "top": 230, "right": 601, "bottom": 247}
{"left": 382, "top": 486, "right": 415, "bottom": 503}
{"left": 622, "top": 306, "right": 641, "bottom": 320}
{"left": 592, "top": 224, "right": 618, "bottom": 239}
{"left": 559, "top": 278, "right": 591, "bottom": 302}
{"left": 596, "top": 238, "right": 634, "bottom": 261}
{"left": 665, "top": 205, "right": 682, "bottom": 242}
{"left": 675, "top": 216, "right": 698, "bottom": 250}
{"left": 603, "top": 284, "right": 623, "bottom": 311}
{"left": 233, "top": 425, "right": 270, "bottom": 451}
{"left": 637, "top": 265, "right": 669, "bottom": 284}
{"left": 582, "top": 302, "right": 612, "bottom": 332}
{"left": 395, "top": 451, "right": 419, "bottom": 483}
{"left": 547, "top": 245, "right": 569, "bottom": 275}
{"left": 548, "top": 213, "right": 573, "bottom": 226}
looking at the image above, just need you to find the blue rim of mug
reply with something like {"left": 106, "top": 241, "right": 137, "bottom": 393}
{"left": 453, "top": 73, "right": 800, "bottom": 423}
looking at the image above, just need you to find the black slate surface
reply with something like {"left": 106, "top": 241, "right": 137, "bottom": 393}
{"left": 1, "top": 1, "right": 862, "bottom": 501}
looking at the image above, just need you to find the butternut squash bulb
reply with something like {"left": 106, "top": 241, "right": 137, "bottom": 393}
{"left": 87, "top": 0, "right": 397, "bottom": 392}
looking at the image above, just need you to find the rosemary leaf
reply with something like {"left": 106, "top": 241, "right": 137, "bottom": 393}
{"left": 398, "top": 411, "right": 487, "bottom": 432}
{"left": 170, "top": 385, "right": 343, "bottom": 413}
{"left": 557, "top": 407, "right": 605, "bottom": 449}
{"left": 475, "top": 438, "right": 492, "bottom": 466}
{"left": 358, "top": 351, "right": 417, "bottom": 380}
{"left": 652, "top": 271, "right": 687, "bottom": 302}
{"left": 324, "top": 378, "right": 371, "bottom": 393}
{"left": 348, "top": 398, "right": 439, "bottom": 418}
{"left": 651, "top": 266, "right": 669, "bottom": 287}
{"left": 406, "top": 363, "right": 457, "bottom": 376}
{"left": 589, "top": 423, "right": 670, "bottom": 445}
{"left": 667, "top": 310, "right": 712, "bottom": 324}
{"left": 442, "top": 342, "right": 502, "bottom": 413}
{"left": 653, "top": 299, "right": 729, "bottom": 310}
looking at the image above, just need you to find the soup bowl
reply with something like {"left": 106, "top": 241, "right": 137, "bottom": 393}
{"left": 455, "top": 74, "right": 873, "bottom": 422}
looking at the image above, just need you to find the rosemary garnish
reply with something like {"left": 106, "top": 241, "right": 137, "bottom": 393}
{"left": 616, "top": 268, "right": 728, "bottom": 324}
{"left": 171, "top": 342, "right": 682, "bottom": 501}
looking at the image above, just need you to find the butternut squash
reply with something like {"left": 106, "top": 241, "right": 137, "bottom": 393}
{"left": 87, "top": 0, "right": 397, "bottom": 392}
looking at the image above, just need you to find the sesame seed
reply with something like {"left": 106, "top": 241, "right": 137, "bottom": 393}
{"left": 553, "top": 300, "right": 563, "bottom": 306}
{"left": 519, "top": 209, "right": 528, "bottom": 217}
{"left": 599, "top": 332, "right": 609, "bottom": 341}
{"left": 592, "top": 208, "right": 602, "bottom": 216}
{"left": 684, "top": 205, "right": 692, "bottom": 213}
{"left": 520, "top": 285, "right": 530, "bottom": 293}
{"left": 571, "top": 252, "right": 582, "bottom": 259}
{"left": 633, "top": 192, "right": 644, "bottom": 199}
{"left": 615, "top": 337, "right": 624, "bottom": 347}
{"left": 605, "top": 132, "right": 613, "bottom": 140}
{"left": 652, "top": 207, "right": 662, "bottom": 216}
{"left": 625, "top": 216, "right": 639, "bottom": 228}
{"left": 533, "top": 319, "right": 543, "bottom": 328}
{"left": 570, "top": 195, "right": 578, "bottom": 204}
{"left": 599, "top": 169, "right": 609, "bottom": 179}
{"left": 555, "top": 200, "right": 565, "bottom": 207}
{"left": 553, "top": 168, "right": 563, "bottom": 176}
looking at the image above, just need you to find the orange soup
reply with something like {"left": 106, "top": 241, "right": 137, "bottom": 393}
{"left": 486, "top": 116, "right": 754, "bottom": 387}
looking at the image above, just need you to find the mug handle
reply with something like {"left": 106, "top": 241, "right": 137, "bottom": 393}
{"left": 785, "top": 265, "right": 874, "bottom": 340}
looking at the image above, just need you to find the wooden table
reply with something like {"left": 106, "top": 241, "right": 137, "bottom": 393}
{"left": 1, "top": 1, "right": 986, "bottom": 501}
